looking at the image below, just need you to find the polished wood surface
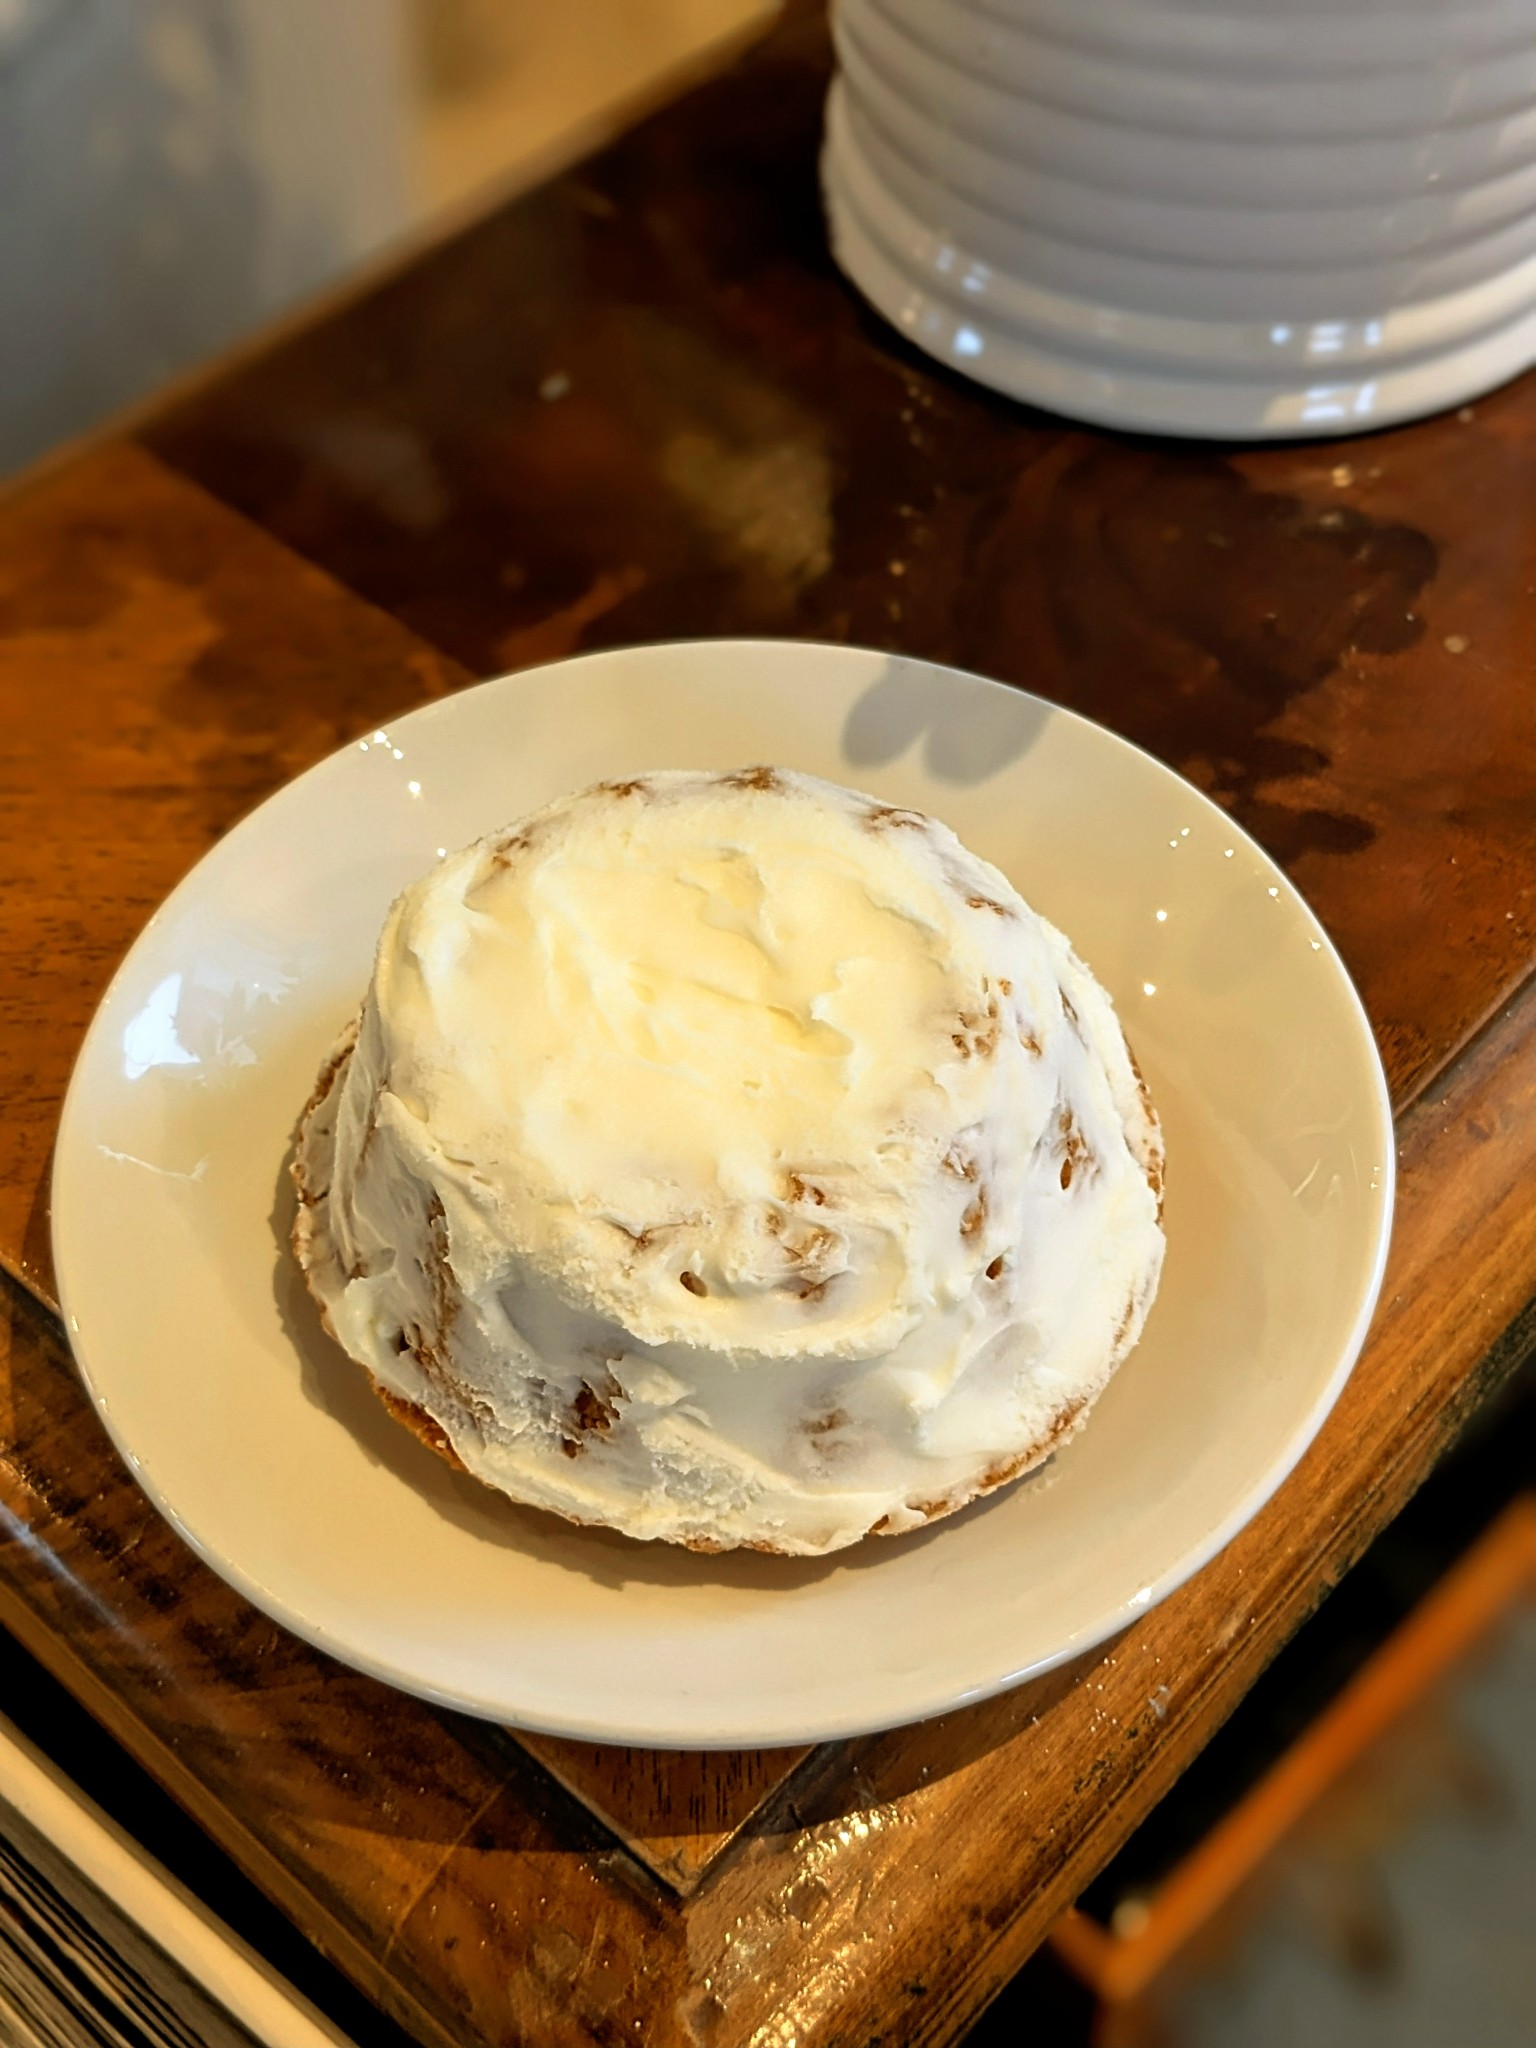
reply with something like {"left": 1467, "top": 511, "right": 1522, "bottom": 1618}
{"left": 1, "top": 10, "right": 1533, "bottom": 2046}
{"left": 517, "top": 1734, "right": 812, "bottom": 1893}
{"left": 142, "top": 16, "right": 1535, "bottom": 1108}
{"left": 0, "top": 443, "right": 465, "bottom": 1304}
{"left": 2, "top": 985, "right": 1531, "bottom": 2046}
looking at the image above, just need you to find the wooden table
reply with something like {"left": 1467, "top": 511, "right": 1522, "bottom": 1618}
{"left": 2, "top": 13, "right": 1533, "bottom": 2046}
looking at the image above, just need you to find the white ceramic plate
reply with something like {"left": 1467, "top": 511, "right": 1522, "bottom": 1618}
{"left": 53, "top": 642, "right": 1393, "bottom": 1748}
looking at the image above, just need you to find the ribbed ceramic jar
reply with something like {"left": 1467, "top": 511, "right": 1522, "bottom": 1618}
{"left": 823, "top": 0, "right": 1536, "bottom": 436}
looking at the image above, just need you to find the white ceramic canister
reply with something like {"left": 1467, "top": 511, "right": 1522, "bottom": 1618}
{"left": 822, "top": 0, "right": 1536, "bottom": 435}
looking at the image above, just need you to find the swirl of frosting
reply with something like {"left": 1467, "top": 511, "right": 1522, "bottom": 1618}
{"left": 293, "top": 768, "right": 1164, "bottom": 1555}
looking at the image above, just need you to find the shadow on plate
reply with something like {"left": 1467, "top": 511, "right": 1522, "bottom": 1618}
{"left": 841, "top": 653, "right": 1050, "bottom": 785}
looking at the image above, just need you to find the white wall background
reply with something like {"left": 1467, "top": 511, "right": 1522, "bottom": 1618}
{"left": 0, "top": 0, "right": 773, "bottom": 477}
{"left": 0, "top": 0, "right": 411, "bottom": 474}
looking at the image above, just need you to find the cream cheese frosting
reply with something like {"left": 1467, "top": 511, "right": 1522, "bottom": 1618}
{"left": 293, "top": 767, "right": 1164, "bottom": 1555}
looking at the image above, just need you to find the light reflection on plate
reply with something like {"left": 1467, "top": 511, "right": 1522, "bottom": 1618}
{"left": 52, "top": 641, "right": 1393, "bottom": 1747}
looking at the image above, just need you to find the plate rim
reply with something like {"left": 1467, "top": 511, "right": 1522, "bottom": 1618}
{"left": 51, "top": 638, "right": 1397, "bottom": 1746}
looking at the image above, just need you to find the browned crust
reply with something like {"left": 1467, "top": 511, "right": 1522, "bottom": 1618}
{"left": 862, "top": 802, "right": 928, "bottom": 832}
{"left": 1124, "top": 1040, "right": 1166, "bottom": 1221}
{"left": 375, "top": 1385, "right": 470, "bottom": 1471}
{"left": 288, "top": 1023, "right": 355, "bottom": 1321}
{"left": 291, "top": 1029, "right": 476, "bottom": 1486}
{"left": 290, "top": 1018, "right": 357, "bottom": 1203}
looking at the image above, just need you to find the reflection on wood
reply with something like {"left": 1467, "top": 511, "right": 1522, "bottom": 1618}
{"left": 0, "top": 9, "right": 1530, "bottom": 2046}
{"left": 0, "top": 444, "right": 467, "bottom": 1305}
{"left": 1, "top": 976, "right": 1530, "bottom": 2045}
{"left": 517, "top": 1735, "right": 812, "bottom": 1892}
{"left": 146, "top": 13, "right": 1536, "bottom": 1116}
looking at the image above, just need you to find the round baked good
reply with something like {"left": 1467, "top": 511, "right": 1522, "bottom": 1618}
{"left": 292, "top": 767, "right": 1164, "bottom": 1556}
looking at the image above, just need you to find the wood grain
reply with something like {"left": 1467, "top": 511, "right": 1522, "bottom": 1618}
{"left": 0, "top": 1271, "right": 667, "bottom": 2048}
{"left": 0, "top": 443, "right": 466, "bottom": 1306}
{"left": 0, "top": 9, "right": 1532, "bottom": 2047}
{"left": 516, "top": 1735, "right": 811, "bottom": 1892}
{"left": 1, "top": 972, "right": 1530, "bottom": 2048}
{"left": 675, "top": 979, "right": 1536, "bottom": 2048}
{"left": 143, "top": 12, "right": 1535, "bottom": 1110}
